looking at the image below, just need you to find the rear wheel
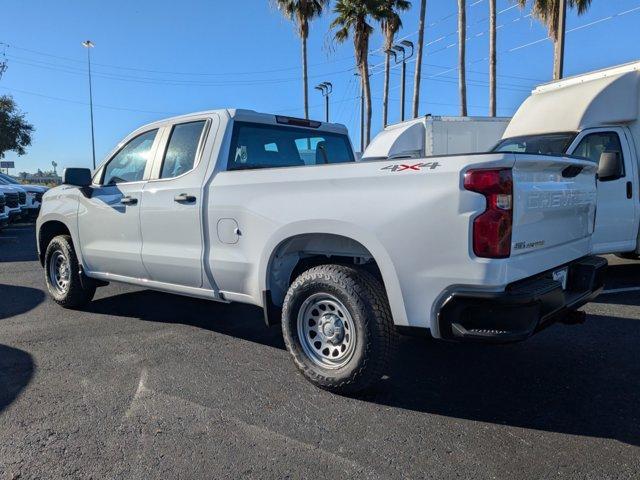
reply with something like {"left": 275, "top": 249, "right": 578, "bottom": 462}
{"left": 44, "top": 235, "right": 95, "bottom": 308}
{"left": 282, "top": 264, "right": 396, "bottom": 394}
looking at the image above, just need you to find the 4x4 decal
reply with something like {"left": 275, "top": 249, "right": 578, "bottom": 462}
{"left": 380, "top": 162, "right": 440, "bottom": 172}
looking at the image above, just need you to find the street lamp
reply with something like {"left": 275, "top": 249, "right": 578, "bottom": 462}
{"left": 391, "top": 40, "right": 414, "bottom": 122}
{"left": 82, "top": 40, "right": 96, "bottom": 170}
{"left": 314, "top": 82, "right": 333, "bottom": 122}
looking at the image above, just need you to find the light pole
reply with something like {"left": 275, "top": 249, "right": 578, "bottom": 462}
{"left": 314, "top": 82, "right": 333, "bottom": 122}
{"left": 391, "top": 40, "right": 414, "bottom": 122}
{"left": 82, "top": 40, "right": 96, "bottom": 170}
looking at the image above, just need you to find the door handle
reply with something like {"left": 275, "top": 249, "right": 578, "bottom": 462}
{"left": 174, "top": 193, "right": 196, "bottom": 203}
{"left": 627, "top": 181, "right": 633, "bottom": 199}
{"left": 120, "top": 196, "right": 138, "bottom": 205}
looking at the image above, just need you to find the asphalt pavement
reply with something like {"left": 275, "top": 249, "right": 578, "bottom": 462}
{"left": 1, "top": 223, "right": 639, "bottom": 479}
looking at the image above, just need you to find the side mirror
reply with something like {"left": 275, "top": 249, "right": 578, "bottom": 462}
{"left": 597, "top": 151, "right": 624, "bottom": 182}
{"left": 62, "top": 168, "right": 92, "bottom": 187}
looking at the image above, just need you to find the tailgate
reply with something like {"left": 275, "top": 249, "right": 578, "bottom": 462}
{"left": 511, "top": 155, "right": 597, "bottom": 256}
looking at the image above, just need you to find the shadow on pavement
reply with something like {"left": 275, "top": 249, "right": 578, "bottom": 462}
{"left": 0, "top": 344, "right": 35, "bottom": 413}
{"left": 87, "top": 289, "right": 285, "bottom": 350}
{"left": 0, "top": 284, "right": 45, "bottom": 320}
{"left": 0, "top": 223, "right": 38, "bottom": 263}
{"left": 368, "top": 314, "right": 640, "bottom": 447}
{"left": 87, "top": 289, "right": 640, "bottom": 446}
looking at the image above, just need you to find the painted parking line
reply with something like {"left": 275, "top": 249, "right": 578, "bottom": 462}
{"left": 601, "top": 286, "right": 640, "bottom": 295}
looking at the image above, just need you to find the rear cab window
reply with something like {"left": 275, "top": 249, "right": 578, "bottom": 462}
{"left": 227, "top": 122, "right": 355, "bottom": 171}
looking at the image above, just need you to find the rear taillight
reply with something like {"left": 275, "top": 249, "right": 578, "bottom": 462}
{"left": 464, "top": 168, "right": 513, "bottom": 259}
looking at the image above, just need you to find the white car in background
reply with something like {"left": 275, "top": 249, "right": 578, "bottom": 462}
{"left": 0, "top": 184, "right": 24, "bottom": 222}
{"left": 0, "top": 174, "right": 47, "bottom": 218}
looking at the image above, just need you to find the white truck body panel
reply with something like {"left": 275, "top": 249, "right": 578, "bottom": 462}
{"left": 362, "top": 116, "right": 510, "bottom": 161}
{"left": 502, "top": 61, "right": 640, "bottom": 256}
{"left": 38, "top": 109, "right": 599, "bottom": 338}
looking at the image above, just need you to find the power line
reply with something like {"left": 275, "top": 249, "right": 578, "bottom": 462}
{"left": 0, "top": 85, "right": 180, "bottom": 115}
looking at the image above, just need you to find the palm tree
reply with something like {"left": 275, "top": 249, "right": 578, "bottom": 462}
{"left": 332, "top": 0, "right": 384, "bottom": 147}
{"left": 380, "top": 0, "right": 411, "bottom": 127}
{"left": 412, "top": 0, "right": 426, "bottom": 118}
{"left": 516, "top": 0, "right": 592, "bottom": 79}
{"left": 489, "top": 0, "right": 496, "bottom": 117}
{"left": 458, "top": 0, "right": 467, "bottom": 116}
{"left": 274, "top": 0, "right": 329, "bottom": 119}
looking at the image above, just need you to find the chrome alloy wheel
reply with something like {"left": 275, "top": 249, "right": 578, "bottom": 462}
{"left": 48, "top": 249, "right": 70, "bottom": 294}
{"left": 297, "top": 293, "right": 357, "bottom": 369}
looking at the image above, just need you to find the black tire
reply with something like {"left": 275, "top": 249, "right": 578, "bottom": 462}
{"left": 44, "top": 235, "right": 96, "bottom": 308}
{"left": 282, "top": 264, "right": 397, "bottom": 394}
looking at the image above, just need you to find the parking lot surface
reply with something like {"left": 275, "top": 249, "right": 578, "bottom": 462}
{"left": 1, "top": 223, "right": 639, "bottom": 479}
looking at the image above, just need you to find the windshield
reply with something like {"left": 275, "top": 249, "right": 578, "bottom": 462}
{"left": 0, "top": 174, "right": 19, "bottom": 184}
{"left": 492, "top": 132, "right": 576, "bottom": 156}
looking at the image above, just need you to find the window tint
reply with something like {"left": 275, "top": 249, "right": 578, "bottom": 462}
{"left": 493, "top": 133, "right": 576, "bottom": 155}
{"left": 227, "top": 122, "right": 354, "bottom": 171}
{"left": 573, "top": 131, "right": 623, "bottom": 165}
{"left": 160, "top": 121, "right": 206, "bottom": 179}
{"left": 103, "top": 129, "right": 158, "bottom": 185}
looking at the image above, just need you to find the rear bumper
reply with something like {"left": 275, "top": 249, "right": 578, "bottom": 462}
{"left": 437, "top": 256, "right": 607, "bottom": 343}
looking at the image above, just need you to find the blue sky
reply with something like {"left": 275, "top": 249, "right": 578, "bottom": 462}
{"left": 2, "top": 0, "right": 640, "bottom": 173}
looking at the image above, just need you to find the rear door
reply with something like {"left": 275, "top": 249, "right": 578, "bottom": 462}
{"left": 139, "top": 117, "right": 212, "bottom": 287}
{"left": 78, "top": 128, "right": 161, "bottom": 278}
{"left": 566, "top": 127, "right": 637, "bottom": 254}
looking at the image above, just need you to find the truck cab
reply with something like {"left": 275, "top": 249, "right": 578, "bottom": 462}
{"left": 495, "top": 61, "right": 640, "bottom": 257}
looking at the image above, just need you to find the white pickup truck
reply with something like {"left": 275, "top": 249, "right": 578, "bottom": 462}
{"left": 495, "top": 61, "right": 640, "bottom": 258}
{"left": 37, "top": 109, "right": 606, "bottom": 393}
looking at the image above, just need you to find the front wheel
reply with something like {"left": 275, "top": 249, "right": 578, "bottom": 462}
{"left": 44, "top": 235, "right": 95, "bottom": 308}
{"left": 282, "top": 264, "right": 396, "bottom": 394}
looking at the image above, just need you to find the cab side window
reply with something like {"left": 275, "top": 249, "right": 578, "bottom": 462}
{"left": 102, "top": 129, "right": 158, "bottom": 185}
{"left": 159, "top": 121, "right": 206, "bottom": 179}
{"left": 573, "top": 132, "right": 624, "bottom": 167}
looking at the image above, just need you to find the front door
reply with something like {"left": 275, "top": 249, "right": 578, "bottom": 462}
{"left": 568, "top": 127, "right": 637, "bottom": 254}
{"left": 78, "top": 128, "right": 161, "bottom": 278}
{"left": 140, "top": 119, "right": 210, "bottom": 287}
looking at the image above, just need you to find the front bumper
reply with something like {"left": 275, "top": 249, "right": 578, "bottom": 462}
{"left": 437, "top": 256, "right": 607, "bottom": 343}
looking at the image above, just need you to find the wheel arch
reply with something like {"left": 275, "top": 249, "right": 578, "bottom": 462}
{"left": 259, "top": 222, "right": 408, "bottom": 326}
{"left": 37, "top": 219, "right": 73, "bottom": 266}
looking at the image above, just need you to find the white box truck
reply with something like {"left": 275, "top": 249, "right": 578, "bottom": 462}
{"left": 494, "top": 61, "right": 640, "bottom": 258}
{"left": 362, "top": 116, "right": 510, "bottom": 161}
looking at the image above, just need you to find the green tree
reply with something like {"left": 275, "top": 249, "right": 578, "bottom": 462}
{"left": 0, "top": 95, "right": 33, "bottom": 159}
{"left": 274, "top": 0, "right": 329, "bottom": 119}
{"left": 516, "top": 0, "right": 592, "bottom": 79}
{"left": 411, "top": 0, "right": 426, "bottom": 118}
{"left": 380, "top": 0, "right": 411, "bottom": 127}
{"left": 332, "top": 0, "right": 385, "bottom": 148}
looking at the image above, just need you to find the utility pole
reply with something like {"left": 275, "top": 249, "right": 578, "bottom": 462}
{"left": 553, "top": 0, "right": 567, "bottom": 80}
{"left": 360, "top": 82, "right": 364, "bottom": 153}
{"left": 391, "top": 40, "right": 414, "bottom": 122}
{"left": 82, "top": 40, "right": 96, "bottom": 170}
{"left": 314, "top": 82, "right": 332, "bottom": 122}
